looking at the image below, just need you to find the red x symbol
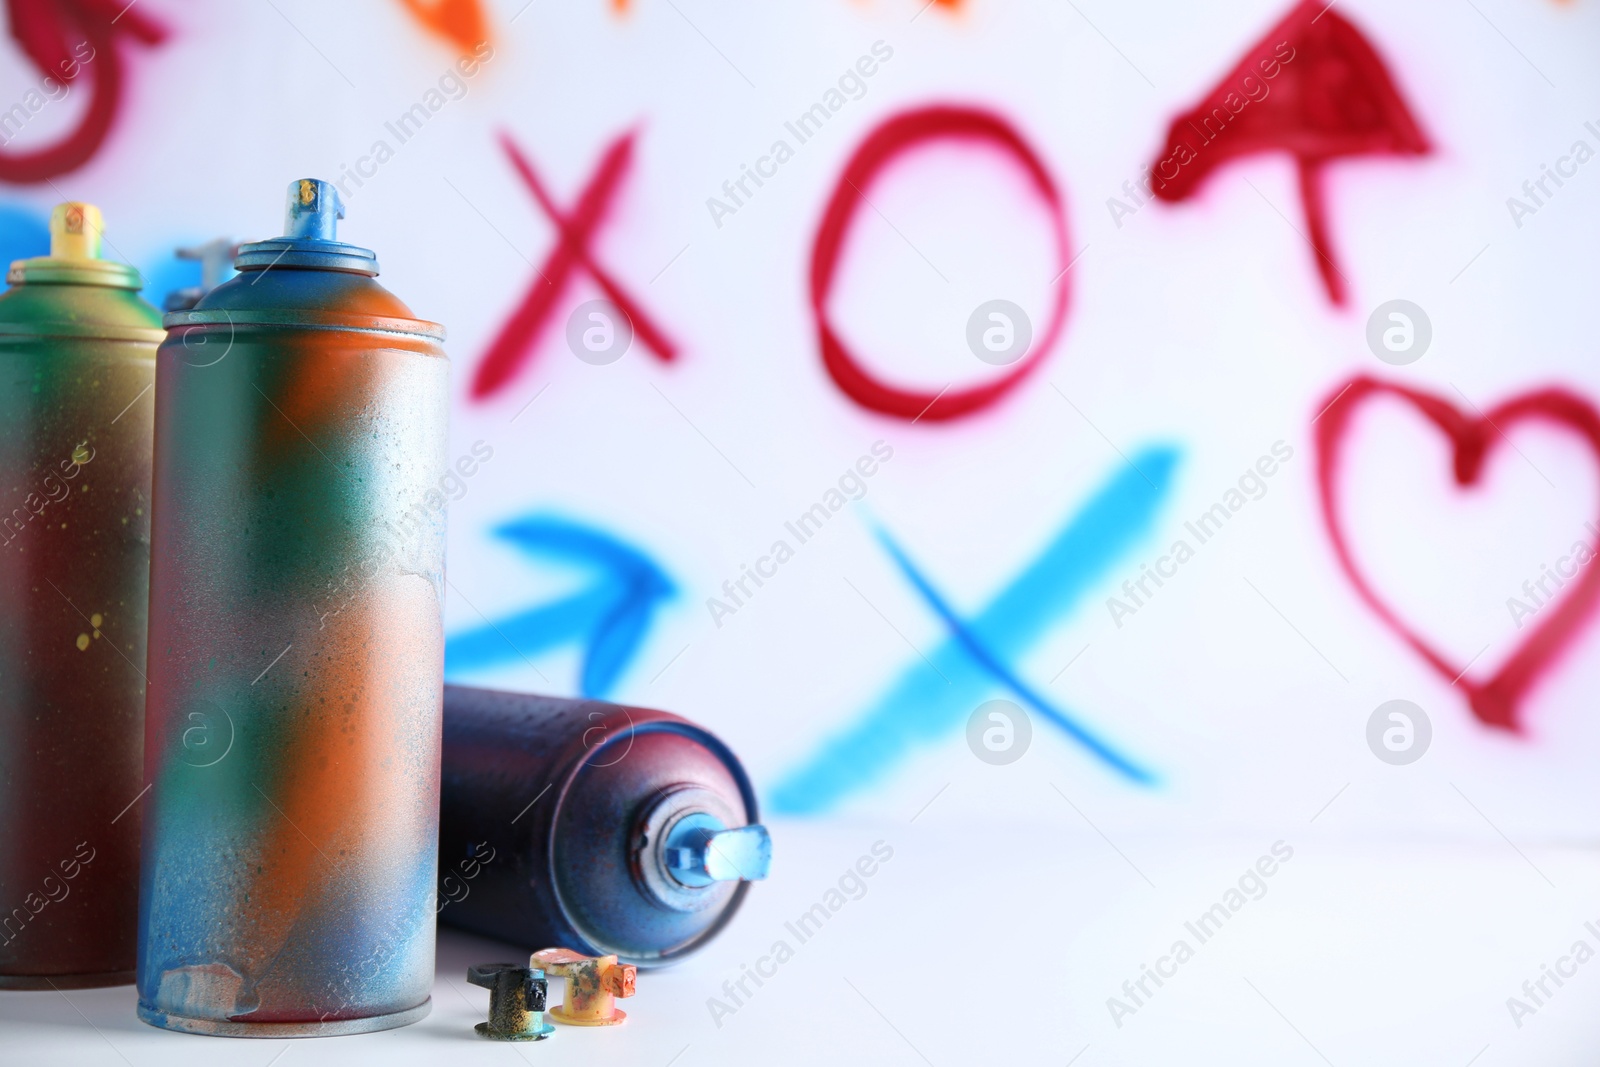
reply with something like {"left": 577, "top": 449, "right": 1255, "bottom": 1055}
{"left": 471, "top": 129, "right": 678, "bottom": 400}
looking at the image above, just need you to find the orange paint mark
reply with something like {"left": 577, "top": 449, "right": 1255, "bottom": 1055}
{"left": 259, "top": 333, "right": 434, "bottom": 459}
{"left": 237, "top": 580, "right": 443, "bottom": 1017}
{"left": 266, "top": 337, "right": 375, "bottom": 449}
{"left": 397, "top": 0, "right": 489, "bottom": 54}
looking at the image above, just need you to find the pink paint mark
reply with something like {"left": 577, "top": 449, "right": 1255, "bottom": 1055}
{"left": 1149, "top": 0, "right": 1429, "bottom": 306}
{"left": 0, "top": 0, "right": 167, "bottom": 184}
{"left": 810, "top": 105, "right": 1072, "bottom": 422}
{"left": 1315, "top": 376, "right": 1600, "bottom": 732}
{"left": 470, "top": 129, "right": 678, "bottom": 401}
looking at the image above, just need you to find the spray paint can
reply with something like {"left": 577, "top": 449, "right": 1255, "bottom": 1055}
{"left": 0, "top": 204, "right": 161, "bottom": 989}
{"left": 136, "top": 180, "right": 449, "bottom": 1036}
{"left": 438, "top": 685, "right": 771, "bottom": 966}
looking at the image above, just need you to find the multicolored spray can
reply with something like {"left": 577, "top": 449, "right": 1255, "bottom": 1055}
{"left": 136, "top": 180, "right": 449, "bottom": 1036}
{"left": 0, "top": 204, "right": 161, "bottom": 990}
{"left": 438, "top": 685, "right": 771, "bottom": 966}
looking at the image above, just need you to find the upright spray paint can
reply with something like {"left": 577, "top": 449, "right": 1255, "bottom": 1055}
{"left": 438, "top": 685, "right": 771, "bottom": 965}
{"left": 0, "top": 204, "right": 161, "bottom": 989}
{"left": 137, "top": 180, "right": 449, "bottom": 1036}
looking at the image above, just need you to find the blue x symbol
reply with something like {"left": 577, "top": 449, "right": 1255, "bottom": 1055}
{"left": 770, "top": 446, "right": 1179, "bottom": 815}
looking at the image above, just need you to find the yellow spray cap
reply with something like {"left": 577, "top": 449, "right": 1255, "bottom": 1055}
{"left": 6, "top": 202, "right": 141, "bottom": 289}
{"left": 50, "top": 203, "right": 104, "bottom": 261}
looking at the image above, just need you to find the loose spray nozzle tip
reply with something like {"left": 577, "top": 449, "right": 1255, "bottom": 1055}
{"left": 530, "top": 948, "right": 636, "bottom": 1026}
{"left": 467, "top": 962, "right": 554, "bottom": 1040}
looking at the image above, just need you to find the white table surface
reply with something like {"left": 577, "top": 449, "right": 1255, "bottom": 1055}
{"left": 6, "top": 819, "right": 1600, "bottom": 1066}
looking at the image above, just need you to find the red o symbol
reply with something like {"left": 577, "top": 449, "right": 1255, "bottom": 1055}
{"left": 810, "top": 105, "right": 1072, "bottom": 422}
{"left": 0, "top": 0, "right": 167, "bottom": 184}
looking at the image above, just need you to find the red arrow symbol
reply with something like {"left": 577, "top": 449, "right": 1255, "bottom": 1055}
{"left": 1147, "top": 0, "right": 1429, "bottom": 306}
{"left": 0, "top": 0, "right": 167, "bottom": 184}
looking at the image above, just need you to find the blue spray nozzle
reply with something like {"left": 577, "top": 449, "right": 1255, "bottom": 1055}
{"left": 285, "top": 179, "right": 344, "bottom": 242}
{"left": 230, "top": 179, "right": 377, "bottom": 276}
{"left": 663, "top": 813, "right": 771, "bottom": 886}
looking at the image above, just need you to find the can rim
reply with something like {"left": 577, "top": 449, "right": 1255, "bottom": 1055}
{"left": 0, "top": 321, "right": 166, "bottom": 342}
{"left": 6, "top": 258, "right": 144, "bottom": 289}
{"left": 545, "top": 715, "right": 761, "bottom": 968}
{"left": 136, "top": 997, "right": 432, "bottom": 1036}
{"left": 163, "top": 307, "right": 446, "bottom": 342}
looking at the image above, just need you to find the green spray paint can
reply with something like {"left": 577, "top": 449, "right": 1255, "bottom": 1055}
{"left": 0, "top": 203, "right": 162, "bottom": 989}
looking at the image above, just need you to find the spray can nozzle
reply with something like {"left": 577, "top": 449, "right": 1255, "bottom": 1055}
{"left": 163, "top": 238, "right": 240, "bottom": 312}
{"left": 231, "top": 179, "right": 377, "bottom": 276}
{"left": 529, "top": 948, "right": 636, "bottom": 1026}
{"left": 467, "top": 963, "right": 554, "bottom": 1040}
{"left": 664, "top": 816, "right": 771, "bottom": 886}
{"left": 7, "top": 202, "right": 140, "bottom": 288}
{"left": 285, "top": 179, "right": 344, "bottom": 242}
{"left": 50, "top": 203, "right": 103, "bottom": 261}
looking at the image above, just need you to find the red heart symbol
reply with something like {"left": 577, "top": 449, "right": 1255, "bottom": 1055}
{"left": 1315, "top": 375, "right": 1600, "bottom": 731}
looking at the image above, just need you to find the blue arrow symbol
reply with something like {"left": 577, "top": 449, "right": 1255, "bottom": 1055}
{"left": 770, "top": 445, "right": 1180, "bottom": 815}
{"left": 445, "top": 514, "right": 676, "bottom": 698}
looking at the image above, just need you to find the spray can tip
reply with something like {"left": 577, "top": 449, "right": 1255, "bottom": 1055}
{"left": 284, "top": 179, "right": 344, "bottom": 242}
{"left": 49, "top": 203, "right": 103, "bottom": 261}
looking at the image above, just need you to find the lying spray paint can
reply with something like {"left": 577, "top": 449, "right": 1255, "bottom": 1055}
{"left": 0, "top": 204, "right": 161, "bottom": 989}
{"left": 438, "top": 685, "right": 771, "bottom": 966}
{"left": 137, "top": 180, "right": 449, "bottom": 1036}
